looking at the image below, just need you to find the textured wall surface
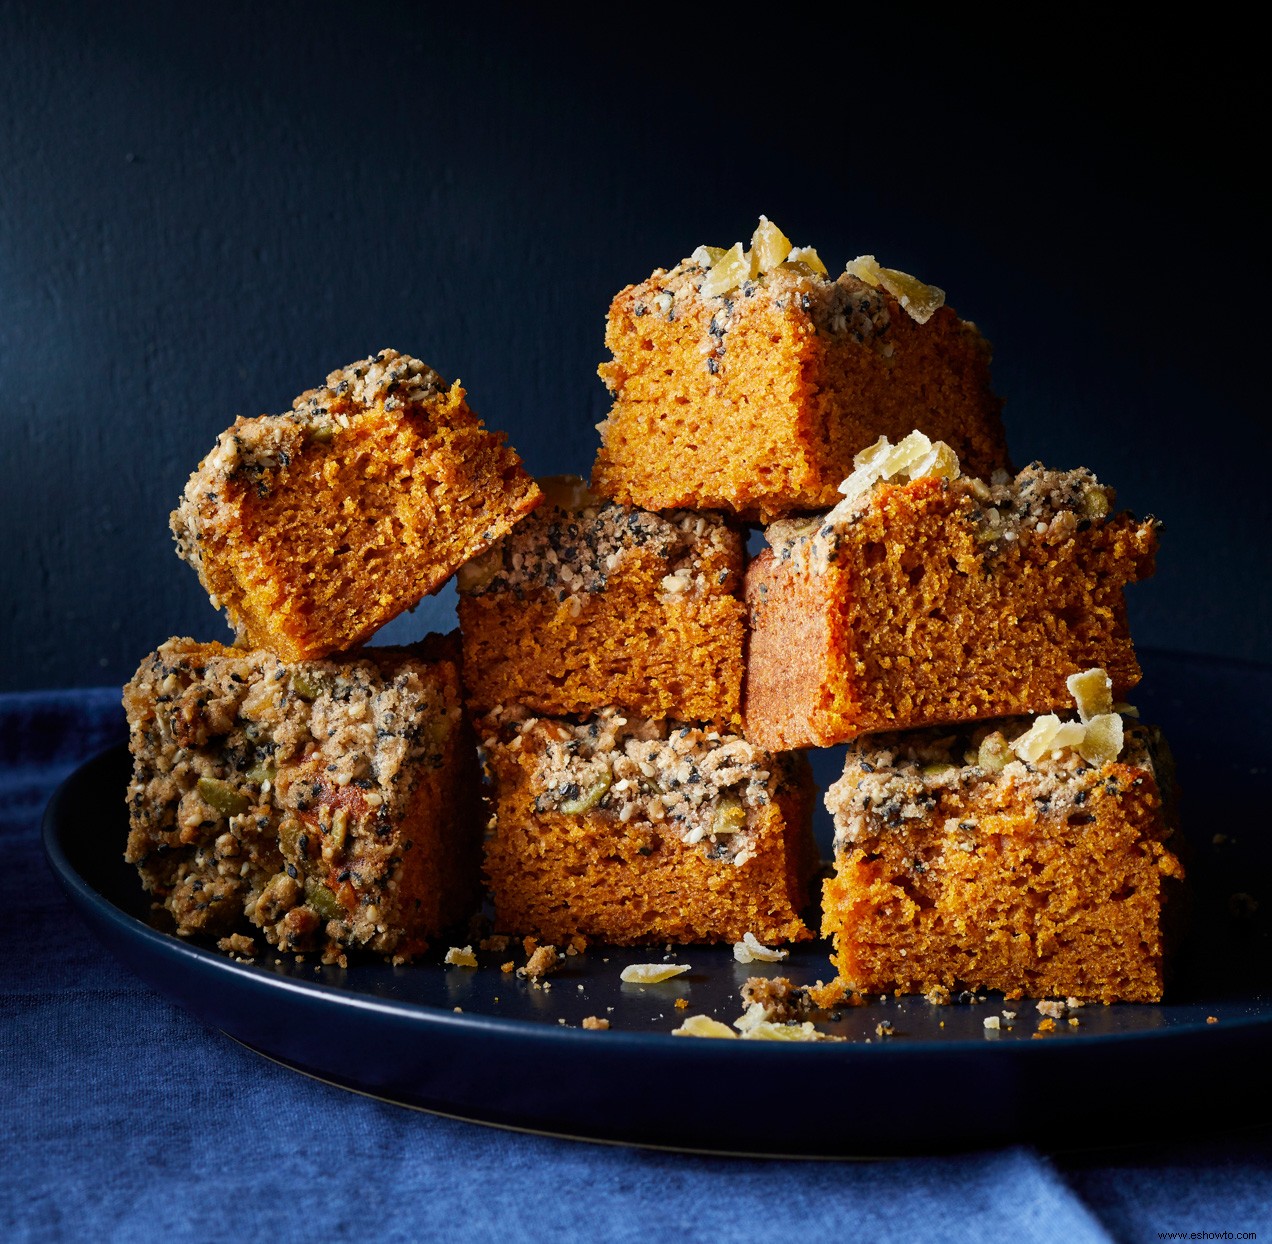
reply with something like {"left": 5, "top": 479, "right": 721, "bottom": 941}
{"left": 1, "top": 4, "right": 1264, "bottom": 690}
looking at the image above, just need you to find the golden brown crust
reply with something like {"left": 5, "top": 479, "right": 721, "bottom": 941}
{"left": 171, "top": 350, "right": 541, "bottom": 662}
{"left": 744, "top": 468, "right": 1157, "bottom": 749}
{"left": 591, "top": 260, "right": 1007, "bottom": 521}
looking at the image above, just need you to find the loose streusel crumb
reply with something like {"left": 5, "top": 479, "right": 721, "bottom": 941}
{"left": 733, "top": 1001, "right": 825, "bottom": 1041}
{"left": 739, "top": 976, "right": 812, "bottom": 1023}
{"left": 522, "top": 945, "right": 560, "bottom": 979}
{"left": 582, "top": 1016, "right": 610, "bottom": 1031}
{"left": 444, "top": 945, "right": 478, "bottom": 968}
{"left": 217, "top": 933, "right": 256, "bottom": 958}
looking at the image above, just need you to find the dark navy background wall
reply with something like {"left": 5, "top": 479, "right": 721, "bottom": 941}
{"left": 1, "top": 3, "right": 1264, "bottom": 691}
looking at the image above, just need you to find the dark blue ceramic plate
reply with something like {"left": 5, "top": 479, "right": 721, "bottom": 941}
{"left": 44, "top": 651, "right": 1272, "bottom": 1156}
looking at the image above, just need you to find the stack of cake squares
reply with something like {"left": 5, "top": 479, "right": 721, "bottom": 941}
{"left": 465, "top": 218, "right": 1181, "bottom": 1002}
{"left": 124, "top": 352, "right": 543, "bottom": 964}
{"left": 126, "top": 220, "right": 1184, "bottom": 1003}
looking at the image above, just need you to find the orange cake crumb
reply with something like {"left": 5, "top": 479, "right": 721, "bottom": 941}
{"left": 123, "top": 634, "right": 481, "bottom": 962}
{"left": 458, "top": 476, "right": 745, "bottom": 728}
{"left": 172, "top": 349, "right": 541, "bottom": 661}
{"left": 592, "top": 220, "right": 1007, "bottom": 521}
{"left": 745, "top": 438, "right": 1157, "bottom": 750}
{"left": 821, "top": 704, "right": 1185, "bottom": 1003}
{"left": 479, "top": 705, "right": 817, "bottom": 945}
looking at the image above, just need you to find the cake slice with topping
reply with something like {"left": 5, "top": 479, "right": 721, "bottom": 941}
{"left": 123, "top": 634, "right": 481, "bottom": 964}
{"left": 591, "top": 218, "right": 1008, "bottom": 521}
{"left": 457, "top": 475, "right": 746, "bottom": 728}
{"left": 744, "top": 432, "right": 1159, "bottom": 749}
{"left": 820, "top": 671, "right": 1185, "bottom": 1002}
{"left": 478, "top": 705, "right": 817, "bottom": 945}
{"left": 171, "top": 349, "right": 541, "bottom": 662}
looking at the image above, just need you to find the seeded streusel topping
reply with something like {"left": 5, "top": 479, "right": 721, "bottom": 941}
{"left": 125, "top": 641, "right": 454, "bottom": 869}
{"left": 457, "top": 476, "right": 739, "bottom": 606}
{"left": 608, "top": 219, "right": 965, "bottom": 385}
{"left": 124, "top": 638, "right": 460, "bottom": 956}
{"left": 291, "top": 348, "right": 446, "bottom": 419}
{"left": 482, "top": 706, "right": 794, "bottom": 865}
{"left": 767, "top": 445, "right": 1121, "bottom": 574}
{"left": 825, "top": 715, "right": 1162, "bottom": 857}
{"left": 613, "top": 256, "right": 894, "bottom": 389}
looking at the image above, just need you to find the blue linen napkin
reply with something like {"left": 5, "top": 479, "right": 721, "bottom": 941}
{"left": 2, "top": 688, "right": 1268, "bottom": 1243}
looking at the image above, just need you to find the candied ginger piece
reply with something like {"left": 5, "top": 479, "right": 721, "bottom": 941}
{"left": 671, "top": 1014, "right": 737, "bottom": 1039}
{"left": 742, "top": 1021, "right": 824, "bottom": 1042}
{"left": 697, "top": 221, "right": 826, "bottom": 295}
{"left": 1012, "top": 705, "right": 1125, "bottom": 767}
{"left": 1012, "top": 715, "right": 1085, "bottom": 763}
{"left": 1079, "top": 713, "right": 1124, "bottom": 766}
{"left": 845, "top": 254, "right": 946, "bottom": 324}
{"left": 911, "top": 439, "right": 960, "bottom": 482}
{"left": 786, "top": 245, "right": 828, "bottom": 276}
{"left": 699, "top": 242, "right": 757, "bottom": 299}
{"left": 621, "top": 963, "right": 691, "bottom": 984}
{"left": 751, "top": 216, "right": 793, "bottom": 272}
{"left": 1067, "top": 668, "right": 1114, "bottom": 723}
{"left": 733, "top": 1001, "right": 769, "bottom": 1033}
{"left": 837, "top": 431, "right": 961, "bottom": 504}
{"left": 733, "top": 931, "right": 789, "bottom": 964}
